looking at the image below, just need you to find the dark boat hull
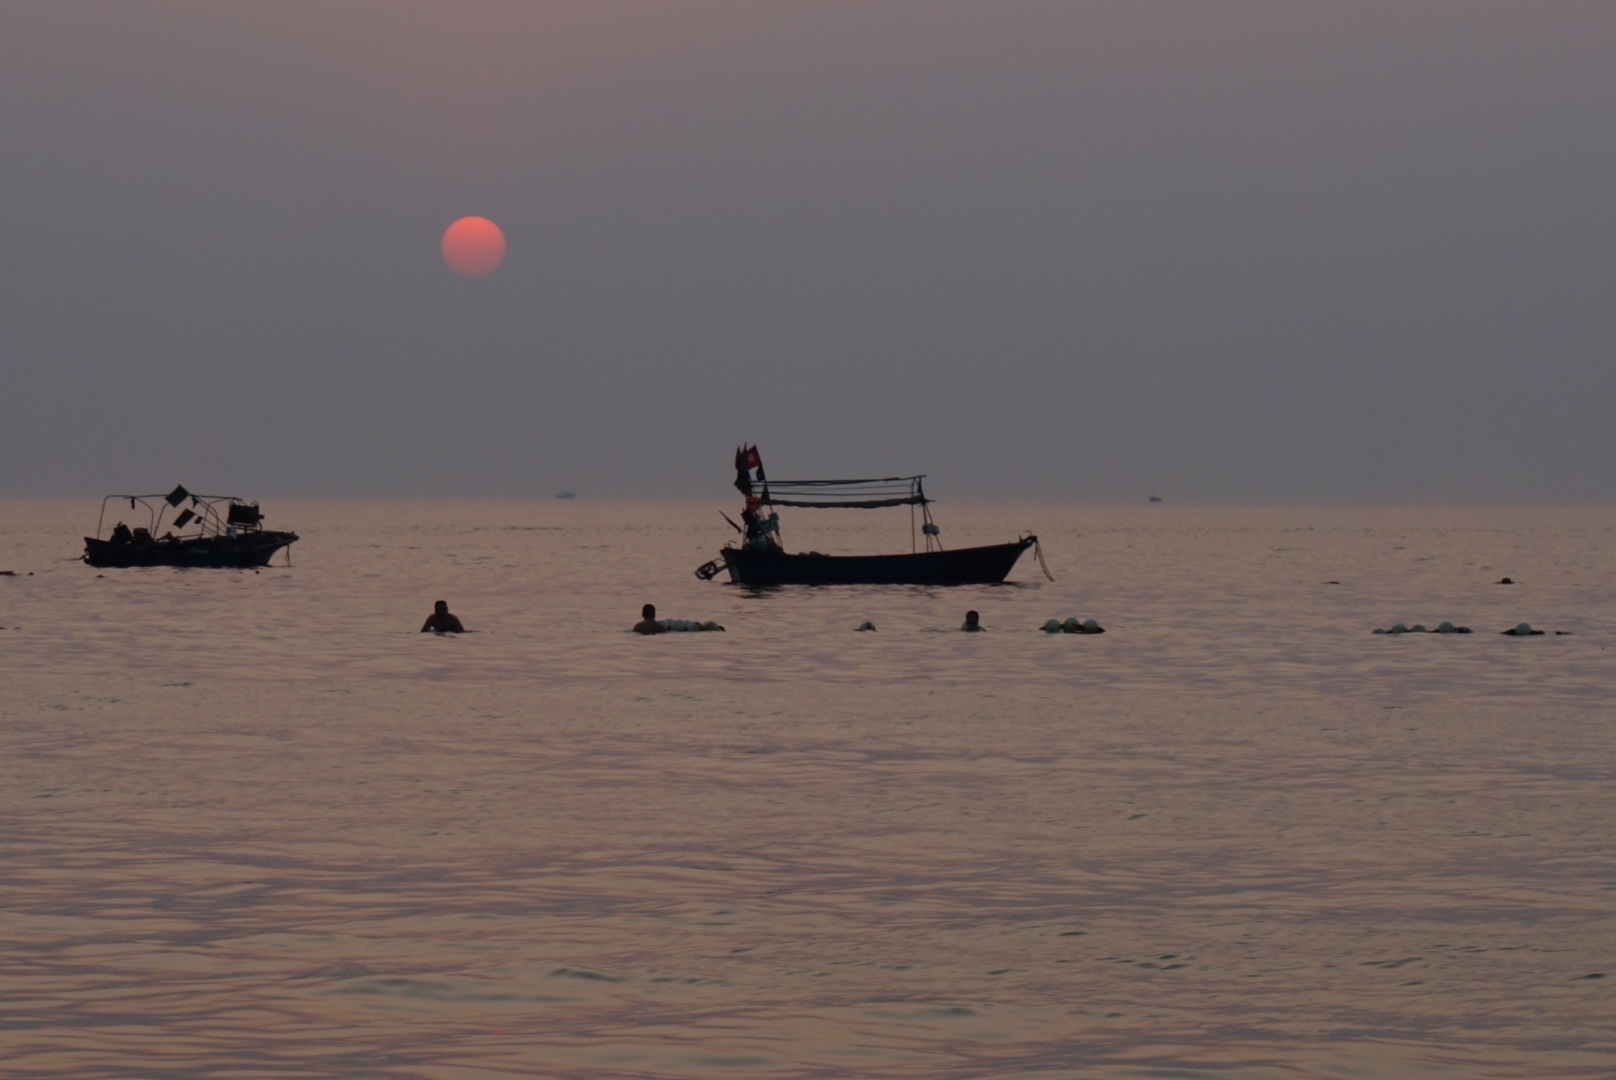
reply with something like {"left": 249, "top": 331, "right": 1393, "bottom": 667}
{"left": 84, "top": 531, "right": 298, "bottom": 569}
{"left": 721, "top": 538, "right": 1034, "bottom": 586}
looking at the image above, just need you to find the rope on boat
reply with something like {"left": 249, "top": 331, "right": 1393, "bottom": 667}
{"left": 1033, "top": 537, "right": 1054, "bottom": 581}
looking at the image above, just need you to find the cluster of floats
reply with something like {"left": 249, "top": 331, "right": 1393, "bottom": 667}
{"left": 84, "top": 448, "right": 1047, "bottom": 586}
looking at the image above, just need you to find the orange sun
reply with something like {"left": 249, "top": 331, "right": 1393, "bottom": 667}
{"left": 441, "top": 216, "right": 507, "bottom": 277}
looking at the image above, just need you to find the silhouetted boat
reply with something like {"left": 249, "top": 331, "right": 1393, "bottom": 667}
{"left": 694, "top": 447, "right": 1043, "bottom": 586}
{"left": 84, "top": 486, "right": 298, "bottom": 569}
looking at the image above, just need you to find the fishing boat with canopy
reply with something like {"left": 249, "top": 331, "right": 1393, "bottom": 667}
{"left": 694, "top": 446, "right": 1044, "bottom": 586}
{"left": 83, "top": 485, "right": 298, "bottom": 569}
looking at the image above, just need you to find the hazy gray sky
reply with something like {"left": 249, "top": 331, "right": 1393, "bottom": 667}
{"left": 3, "top": 1, "right": 1614, "bottom": 500}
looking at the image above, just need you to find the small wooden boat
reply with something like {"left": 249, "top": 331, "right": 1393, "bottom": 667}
{"left": 694, "top": 447, "right": 1043, "bottom": 586}
{"left": 84, "top": 486, "right": 298, "bottom": 569}
{"left": 717, "top": 540, "right": 1035, "bottom": 586}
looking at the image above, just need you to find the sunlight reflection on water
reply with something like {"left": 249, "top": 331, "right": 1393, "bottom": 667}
{"left": 2, "top": 500, "right": 1613, "bottom": 1077}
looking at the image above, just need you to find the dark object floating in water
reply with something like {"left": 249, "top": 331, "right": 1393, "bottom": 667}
{"left": 83, "top": 488, "right": 297, "bottom": 568}
{"left": 1043, "top": 618, "right": 1104, "bottom": 634}
{"left": 1374, "top": 621, "right": 1473, "bottom": 634}
{"left": 1497, "top": 577, "right": 1514, "bottom": 584}
{"left": 694, "top": 445, "right": 1044, "bottom": 586}
{"left": 556, "top": 491, "right": 576, "bottom": 500}
{"left": 1500, "top": 622, "right": 1544, "bottom": 636}
{"left": 1148, "top": 495, "right": 1162, "bottom": 503}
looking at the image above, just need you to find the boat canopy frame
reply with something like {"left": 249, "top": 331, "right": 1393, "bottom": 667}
{"left": 94, "top": 485, "right": 268, "bottom": 542}
{"left": 757, "top": 475, "right": 927, "bottom": 509}
{"left": 749, "top": 475, "right": 942, "bottom": 553}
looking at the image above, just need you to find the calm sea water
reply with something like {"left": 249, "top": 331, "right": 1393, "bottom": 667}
{"left": 2, "top": 499, "right": 1613, "bottom": 1079}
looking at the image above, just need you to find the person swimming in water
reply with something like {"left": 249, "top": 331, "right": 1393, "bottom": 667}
{"left": 421, "top": 600, "right": 466, "bottom": 633}
{"left": 634, "top": 603, "right": 667, "bottom": 635}
{"left": 961, "top": 610, "right": 983, "bottom": 632}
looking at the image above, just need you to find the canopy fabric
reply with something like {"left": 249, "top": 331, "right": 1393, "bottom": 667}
{"left": 756, "top": 476, "right": 928, "bottom": 509}
{"left": 765, "top": 496, "right": 925, "bottom": 509}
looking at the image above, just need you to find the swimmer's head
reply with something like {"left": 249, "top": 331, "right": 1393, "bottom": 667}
{"left": 642, "top": 604, "right": 656, "bottom": 621}
{"left": 434, "top": 600, "right": 449, "bottom": 615}
{"left": 964, "top": 610, "right": 980, "bottom": 628}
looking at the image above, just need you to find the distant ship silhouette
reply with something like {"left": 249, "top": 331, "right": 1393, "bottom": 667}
{"left": 1149, "top": 495, "right": 1163, "bottom": 503}
{"left": 556, "top": 491, "right": 576, "bottom": 500}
